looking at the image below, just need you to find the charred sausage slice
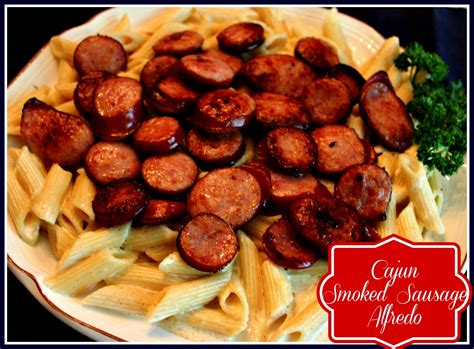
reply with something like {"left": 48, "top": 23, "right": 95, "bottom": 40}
{"left": 360, "top": 71, "right": 414, "bottom": 152}
{"left": 244, "top": 54, "right": 316, "bottom": 99}
{"left": 140, "top": 56, "right": 180, "bottom": 92}
{"left": 186, "top": 129, "right": 245, "bottom": 166}
{"left": 138, "top": 199, "right": 187, "bottom": 225}
{"left": 177, "top": 213, "right": 238, "bottom": 272}
{"left": 92, "top": 179, "right": 147, "bottom": 227}
{"left": 202, "top": 48, "right": 245, "bottom": 76}
{"left": 289, "top": 194, "right": 366, "bottom": 256}
{"left": 270, "top": 170, "right": 331, "bottom": 210}
{"left": 74, "top": 71, "right": 115, "bottom": 116}
{"left": 21, "top": 98, "right": 94, "bottom": 167}
{"left": 187, "top": 168, "right": 262, "bottom": 228}
{"left": 266, "top": 127, "right": 317, "bottom": 176}
{"left": 335, "top": 164, "right": 392, "bottom": 221}
{"left": 153, "top": 30, "right": 204, "bottom": 56}
{"left": 310, "top": 125, "right": 366, "bottom": 176}
{"left": 240, "top": 160, "right": 272, "bottom": 208}
{"left": 301, "top": 78, "right": 352, "bottom": 126}
{"left": 294, "top": 37, "right": 339, "bottom": 70}
{"left": 181, "top": 54, "right": 234, "bottom": 89}
{"left": 262, "top": 217, "right": 317, "bottom": 269}
{"left": 253, "top": 93, "right": 310, "bottom": 129}
{"left": 133, "top": 117, "right": 184, "bottom": 155}
{"left": 73, "top": 35, "right": 127, "bottom": 76}
{"left": 92, "top": 77, "right": 143, "bottom": 140}
{"left": 217, "top": 22, "right": 265, "bottom": 54}
{"left": 85, "top": 142, "right": 140, "bottom": 185}
{"left": 141, "top": 152, "right": 198, "bottom": 195}
{"left": 193, "top": 89, "right": 255, "bottom": 134}
{"left": 327, "top": 64, "right": 365, "bottom": 103}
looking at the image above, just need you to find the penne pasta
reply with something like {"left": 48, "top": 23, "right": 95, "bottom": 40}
{"left": 7, "top": 147, "right": 22, "bottom": 171}
{"left": 70, "top": 168, "right": 96, "bottom": 222}
{"left": 180, "top": 307, "right": 247, "bottom": 336}
{"left": 47, "top": 223, "right": 77, "bottom": 259}
{"left": 147, "top": 269, "right": 232, "bottom": 322}
{"left": 346, "top": 114, "right": 366, "bottom": 139}
{"left": 262, "top": 260, "right": 293, "bottom": 326}
{"left": 14, "top": 146, "right": 46, "bottom": 198}
{"left": 55, "top": 100, "right": 80, "bottom": 115}
{"left": 375, "top": 190, "right": 397, "bottom": 238}
{"left": 145, "top": 244, "right": 177, "bottom": 263}
{"left": 322, "top": 8, "right": 354, "bottom": 67}
{"left": 396, "top": 202, "right": 424, "bottom": 242}
{"left": 218, "top": 269, "right": 249, "bottom": 321}
{"left": 397, "top": 79, "right": 414, "bottom": 104}
{"left": 83, "top": 284, "right": 159, "bottom": 317}
{"left": 55, "top": 81, "right": 77, "bottom": 100}
{"left": 362, "top": 36, "right": 400, "bottom": 78}
{"left": 122, "top": 225, "right": 178, "bottom": 252}
{"left": 49, "top": 36, "right": 76, "bottom": 64}
{"left": 159, "top": 252, "right": 211, "bottom": 277}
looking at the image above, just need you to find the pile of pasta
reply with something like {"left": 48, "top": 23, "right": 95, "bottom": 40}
{"left": 7, "top": 7, "right": 446, "bottom": 342}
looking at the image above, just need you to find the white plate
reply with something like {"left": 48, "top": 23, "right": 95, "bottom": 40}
{"left": 7, "top": 6, "right": 467, "bottom": 343}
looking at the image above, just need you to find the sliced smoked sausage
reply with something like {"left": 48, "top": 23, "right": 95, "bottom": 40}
{"left": 266, "top": 127, "right": 317, "bottom": 176}
{"left": 360, "top": 71, "right": 414, "bottom": 152}
{"left": 154, "top": 74, "right": 200, "bottom": 109}
{"left": 294, "top": 37, "right": 339, "bottom": 70}
{"left": 327, "top": 64, "right": 365, "bottom": 104}
{"left": 217, "top": 22, "right": 265, "bottom": 54}
{"left": 240, "top": 160, "right": 272, "bottom": 208}
{"left": 187, "top": 168, "right": 262, "bottom": 227}
{"left": 310, "top": 125, "right": 366, "bottom": 176}
{"left": 92, "top": 77, "right": 143, "bottom": 140}
{"left": 181, "top": 54, "right": 234, "bottom": 89}
{"left": 253, "top": 93, "right": 310, "bottom": 129}
{"left": 244, "top": 54, "right": 316, "bottom": 99}
{"left": 21, "top": 98, "right": 94, "bottom": 167}
{"left": 138, "top": 199, "right": 186, "bottom": 225}
{"left": 133, "top": 116, "right": 184, "bottom": 155}
{"left": 202, "top": 48, "right": 244, "bottom": 76}
{"left": 262, "top": 217, "right": 317, "bottom": 269}
{"left": 270, "top": 170, "right": 331, "bottom": 210}
{"left": 193, "top": 89, "right": 255, "bottom": 134}
{"left": 141, "top": 152, "right": 198, "bottom": 195}
{"left": 153, "top": 30, "right": 204, "bottom": 56}
{"left": 186, "top": 129, "right": 245, "bottom": 166}
{"left": 74, "top": 71, "right": 115, "bottom": 116}
{"left": 289, "top": 194, "right": 366, "bottom": 256}
{"left": 73, "top": 35, "right": 127, "bottom": 76}
{"left": 177, "top": 213, "right": 238, "bottom": 272}
{"left": 301, "top": 78, "right": 352, "bottom": 126}
{"left": 92, "top": 179, "right": 147, "bottom": 227}
{"left": 335, "top": 164, "right": 392, "bottom": 221}
{"left": 85, "top": 142, "right": 140, "bottom": 185}
{"left": 140, "top": 56, "right": 180, "bottom": 92}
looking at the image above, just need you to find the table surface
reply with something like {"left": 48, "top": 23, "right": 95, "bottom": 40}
{"left": 6, "top": 6, "right": 467, "bottom": 343}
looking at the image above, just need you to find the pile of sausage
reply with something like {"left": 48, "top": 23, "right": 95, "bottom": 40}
{"left": 20, "top": 22, "right": 414, "bottom": 273}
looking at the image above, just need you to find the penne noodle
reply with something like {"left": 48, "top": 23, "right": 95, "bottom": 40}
{"left": 159, "top": 252, "right": 211, "bottom": 277}
{"left": 122, "top": 225, "right": 178, "bottom": 252}
{"left": 138, "top": 7, "right": 193, "bottom": 34}
{"left": 70, "top": 168, "right": 96, "bottom": 222}
{"left": 396, "top": 202, "right": 424, "bottom": 242}
{"left": 375, "top": 190, "right": 397, "bottom": 238}
{"left": 243, "top": 214, "right": 281, "bottom": 242}
{"left": 322, "top": 8, "right": 354, "bottom": 67}
{"left": 147, "top": 269, "right": 232, "bottom": 322}
{"left": 346, "top": 114, "right": 366, "bottom": 139}
{"left": 397, "top": 79, "right": 414, "bottom": 104}
{"left": 57, "top": 59, "right": 78, "bottom": 83}
{"left": 262, "top": 260, "right": 293, "bottom": 326}
{"left": 180, "top": 307, "right": 247, "bottom": 336}
{"left": 145, "top": 244, "right": 177, "bottom": 263}
{"left": 49, "top": 36, "right": 76, "bottom": 64}
{"left": 47, "top": 223, "right": 76, "bottom": 259}
{"left": 14, "top": 146, "right": 46, "bottom": 198}
{"left": 7, "top": 147, "right": 22, "bottom": 171}
{"left": 55, "top": 82, "right": 77, "bottom": 100}
{"left": 218, "top": 268, "right": 249, "bottom": 321}
{"left": 55, "top": 100, "right": 80, "bottom": 115}
{"left": 362, "top": 36, "right": 400, "bottom": 78}
{"left": 31, "top": 164, "right": 72, "bottom": 225}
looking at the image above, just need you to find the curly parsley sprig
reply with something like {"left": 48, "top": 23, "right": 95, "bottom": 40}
{"left": 395, "top": 42, "right": 466, "bottom": 176}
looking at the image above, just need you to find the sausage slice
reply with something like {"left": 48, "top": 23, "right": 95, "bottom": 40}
{"left": 181, "top": 54, "right": 234, "bottom": 89}
{"left": 153, "top": 30, "right": 204, "bottom": 56}
{"left": 327, "top": 64, "right": 365, "bottom": 103}
{"left": 335, "top": 164, "right": 392, "bottom": 221}
{"left": 92, "top": 77, "right": 143, "bottom": 140}
{"left": 270, "top": 169, "right": 331, "bottom": 210}
{"left": 187, "top": 168, "right": 262, "bottom": 227}
{"left": 21, "top": 98, "right": 94, "bottom": 167}
{"left": 266, "top": 127, "right": 317, "bottom": 176}
{"left": 138, "top": 199, "right": 187, "bottom": 225}
{"left": 360, "top": 71, "right": 414, "bottom": 152}
{"left": 202, "top": 48, "right": 244, "bottom": 76}
{"left": 140, "top": 56, "right": 180, "bottom": 92}
{"left": 310, "top": 125, "right": 366, "bottom": 176}
{"left": 141, "top": 152, "right": 198, "bottom": 195}
{"left": 177, "top": 213, "right": 238, "bottom": 272}
{"left": 289, "top": 194, "right": 366, "bottom": 256}
{"left": 74, "top": 71, "right": 115, "bottom": 116}
{"left": 301, "top": 78, "right": 352, "bottom": 126}
{"left": 92, "top": 179, "right": 147, "bottom": 227}
{"left": 193, "top": 89, "right": 255, "bottom": 134}
{"left": 294, "top": 37, "right": 339, "bottom": 70}
{"left": 217, "top": 22, "right": 265, "bottom": 54}
{"left": 85, "top": 142, "right": 140, "bottom": 185}
{"left": 253, "top": 93, "right": 310, "bottom": 129}
{"left": 244, "top": 54, "right": 316, "bottom": 99}
{"left": 133, "top": 117, "right": 184, "bottom": 155}
{"left": 240, "top": 160, "right": 272, "bottom": 208}
{"left": 262, "top": 217, "right": 317, "bottom": 269}
{"left": 73, "top": 35, "right": 127, "bottom": 76}
{"left": 186, "top": 129, "right": 245, "bottom": 166}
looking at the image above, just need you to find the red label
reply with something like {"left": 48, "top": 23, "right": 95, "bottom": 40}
{"left": 317, "top": 235, "right": 471, "bottom": 348}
